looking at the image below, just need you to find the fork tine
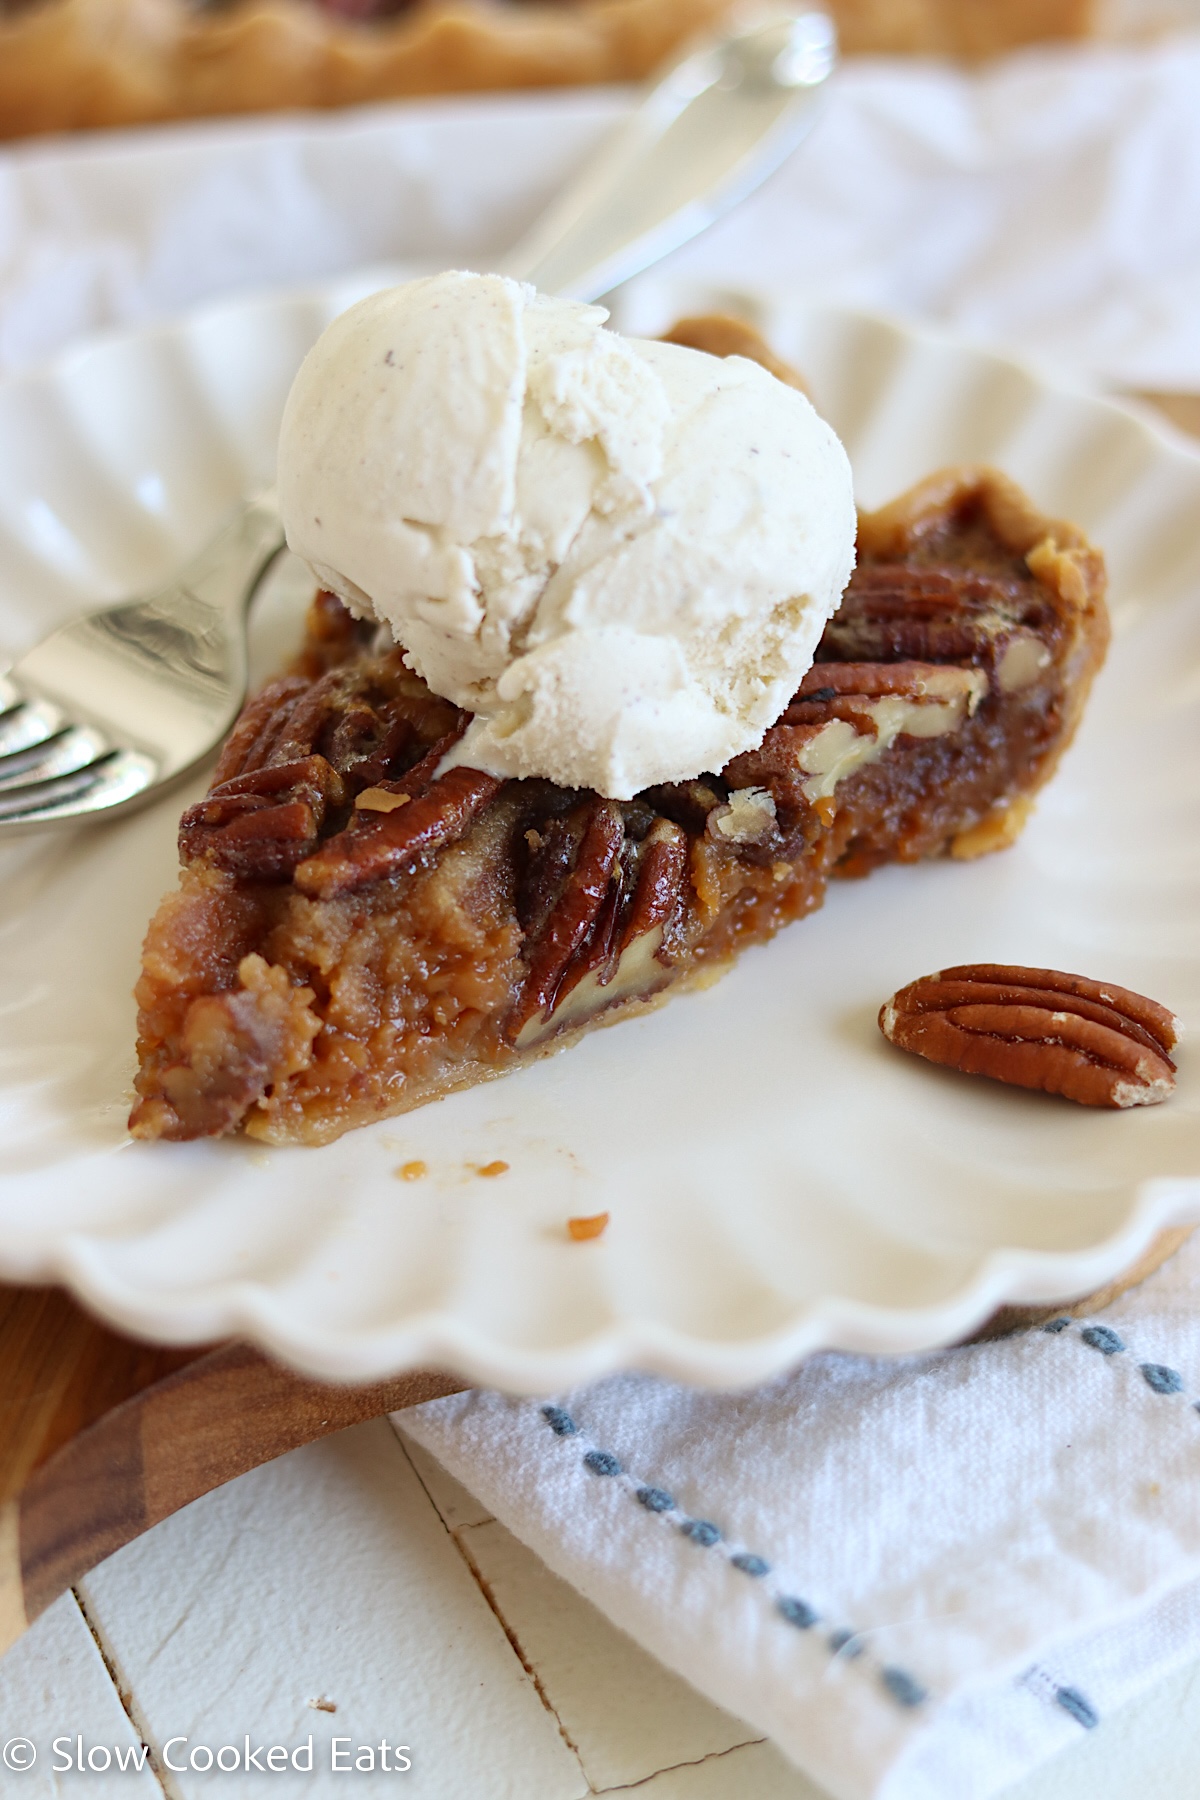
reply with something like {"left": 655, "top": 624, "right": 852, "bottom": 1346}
{"left": 0, "top": 694, "right": 63, "bottom": 757}
{"left": 1, "top": 495, "right": 284, "bottom": 830}
{"left": 0, "top": 748, "right": 157, "bottom": 826}
{"left": 0, "top": 724, "right": 110, "bottom": 792}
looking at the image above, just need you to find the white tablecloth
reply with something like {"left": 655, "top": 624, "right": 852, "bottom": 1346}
{"left": 3, "top": 33, "right": 1200, "bottom": 389}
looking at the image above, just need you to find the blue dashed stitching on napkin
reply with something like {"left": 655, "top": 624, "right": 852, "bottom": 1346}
{"left": 777, "top": 1596, "right": 819, "bottom": 1629}
{"left": 546, "top": 1310, "right": 1194, "bottom": 1736}
{"left": 536, "top": 1404, "right": 931, "bottom": 1713}
{"left": 542, "top": 1405, "right": 578, "bottom": 1436}
{"left": 1080, "top": 1324, "right": 1125, "bottom": 1355}
{"left": 583, "top": 1448, "right": 622, "bottom": 1476}
{"left": 1041, "top": 1317, "right": 1195, "bottom": 1413}
{"left": 680, "top": 1519, "right": 722, "bottom": 1547}
{"left": 636, "top": 1485, "right": 675, "bottom": 1512}
{"left": 1054, "top": 1686, "right": 1099, "bottom": 1730}
{"left": 1020, "top": 1665, "right": 1102, "bottom": 1732}
{"left": 1140, "top": 1362, "right": 1184, "bottom": 1395}
{"left": 1018, "top": 1309, "right": 1200, "bottom": 1739}
{"left": 881, "top": 1668, "right": 928, "bottom": 1709}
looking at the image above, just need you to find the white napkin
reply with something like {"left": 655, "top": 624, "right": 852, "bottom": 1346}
{"left": 3, "top": 32, "right": 1200, "bottom": 388}
{"left": 404, "top": 1231, "right": 1200, "bottom": 1800}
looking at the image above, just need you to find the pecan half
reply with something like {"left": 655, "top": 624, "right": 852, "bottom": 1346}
{"left": 522, "top": 815, "right": 688, "bottom": 1036}
{"left": 790, "top": 661, "right": 986, "bottom": 706}
{"left": 330, "top": 708, "right": 417, "bottom": 788}
{"left": 880, "top": 964, "right": 1180, "bottom": 1108}
{"left": 639, "top": 780, "right": 724, "bottom": 835}
{"left": 210, "top": 675, "right": 311, "bottom": 785}
{"left": 179, "top": 754, "right": 346, "bottom": 882}
{"left": 508, "top": 798, "right": 625, "bottom": 1040}
{"left": 618, "top": 818, "right": 687, "bottom": 955}
{"left": 295, "top": 759, "right": 501, "bottom": 899}
{"left": 819, "top": 564, "right": 1044, "bottom": 668}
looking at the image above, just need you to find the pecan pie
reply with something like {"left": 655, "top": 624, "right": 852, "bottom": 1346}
{"left": 130, "top": 340, "right": 1108, "bottom": 1144}
{"left": 0, "top": 0, "right": 1093, "bottom": 141}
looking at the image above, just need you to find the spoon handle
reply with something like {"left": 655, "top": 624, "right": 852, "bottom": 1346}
{"left": 505, "top": 9, "right": 836, "bottom": 305}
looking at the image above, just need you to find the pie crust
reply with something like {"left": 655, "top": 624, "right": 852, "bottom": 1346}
{"left": 128, "top": 318, "right": 1109, "bottom": 1145}
{"left": 1, "top": 0, "right": 1093, "bottom": 141}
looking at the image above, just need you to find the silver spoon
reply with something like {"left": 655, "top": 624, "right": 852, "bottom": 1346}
{"left": 0, "top": 8, "right": 836, "bottom": 833}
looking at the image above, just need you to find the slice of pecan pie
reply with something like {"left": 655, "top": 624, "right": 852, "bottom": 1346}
{"left": 130, "top": 345, "right": 1108, "bottom": 1145}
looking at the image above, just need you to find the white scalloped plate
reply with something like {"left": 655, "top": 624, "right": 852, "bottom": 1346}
{"left": 0, "top": 273, "right": 1197, "bottom": 1391}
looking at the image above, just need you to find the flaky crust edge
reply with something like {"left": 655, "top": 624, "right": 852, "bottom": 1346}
{"left": 857, "top": 464, "right": 1109, "bottom": 859}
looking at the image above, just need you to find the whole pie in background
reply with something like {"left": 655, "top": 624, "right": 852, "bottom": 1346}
{"left": 0, "top": 0, "right": 1095, "bottom": 141}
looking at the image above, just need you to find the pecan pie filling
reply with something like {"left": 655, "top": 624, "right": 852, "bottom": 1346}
{"left": 130, "top": 445, "right": 1108, "bottom": 1146}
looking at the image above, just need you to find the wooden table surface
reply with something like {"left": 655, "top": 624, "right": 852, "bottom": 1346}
{"left": 7, "top": 1404, "right": 1200, "bottom": 1800}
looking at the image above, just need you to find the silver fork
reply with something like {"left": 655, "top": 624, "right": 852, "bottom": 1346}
{"left": 0, "top": 9, "right": 834, "bottom": 834}
{"left": 0, "top": 498, "right": 285, "bottom": 829}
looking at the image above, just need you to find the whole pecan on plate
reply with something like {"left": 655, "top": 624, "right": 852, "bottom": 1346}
{"left": 880, "top": 964, "right": 1181, "bottom": 1108}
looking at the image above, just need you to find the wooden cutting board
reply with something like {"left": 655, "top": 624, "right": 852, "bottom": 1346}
{"left": 2, "top": 388, "right": 1196, "bottom": 1662}
{"left": 2, "top": 1224, "right": 1194, "bottom": 1663}
{"left": 0, "top": 1287, "right": 470, "bottom": 1657}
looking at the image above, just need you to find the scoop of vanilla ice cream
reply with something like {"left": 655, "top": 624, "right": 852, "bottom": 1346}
{"left": 278, "top": 270, "right": 856, "bottom": 800}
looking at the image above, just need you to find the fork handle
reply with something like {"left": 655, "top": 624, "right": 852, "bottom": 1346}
{"left": 176, "top": 492, "right": 287, "bottom": 625}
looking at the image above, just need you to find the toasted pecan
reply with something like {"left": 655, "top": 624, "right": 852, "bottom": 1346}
{"left": 880, "top": 964, "right": 1181, "bottom": 1108}
{"left": 508, "top": 798, "right": 625, "bottom": 1039}
{"left": 179, "top": 753, "right": 346, "bottom": 882}
{"left": 209, "top": 674, "right": 311, "bottom": 785}
{"left": 295, "top": 762, "right": 501, "bottom": 899}
{"left": 619, "top": 818, "right": 688, "bottom": 952}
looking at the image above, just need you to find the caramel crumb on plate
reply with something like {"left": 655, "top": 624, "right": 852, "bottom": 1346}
{"left": 476, "top": 1160, "right": 510, "bottom": 1179}
{"left": 306, "top": 1697, "right": 337, "bottom": 1714}
{"left": 568, "top": 1212, "right": 610, "bottom": 1241}
{"left": 396, "top": 1160, "right": 428, "bottom": 1181}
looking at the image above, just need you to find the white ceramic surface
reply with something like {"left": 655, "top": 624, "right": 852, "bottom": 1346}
{"left": 0, "top": 277, "right": 1197, "bottom": 1390}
